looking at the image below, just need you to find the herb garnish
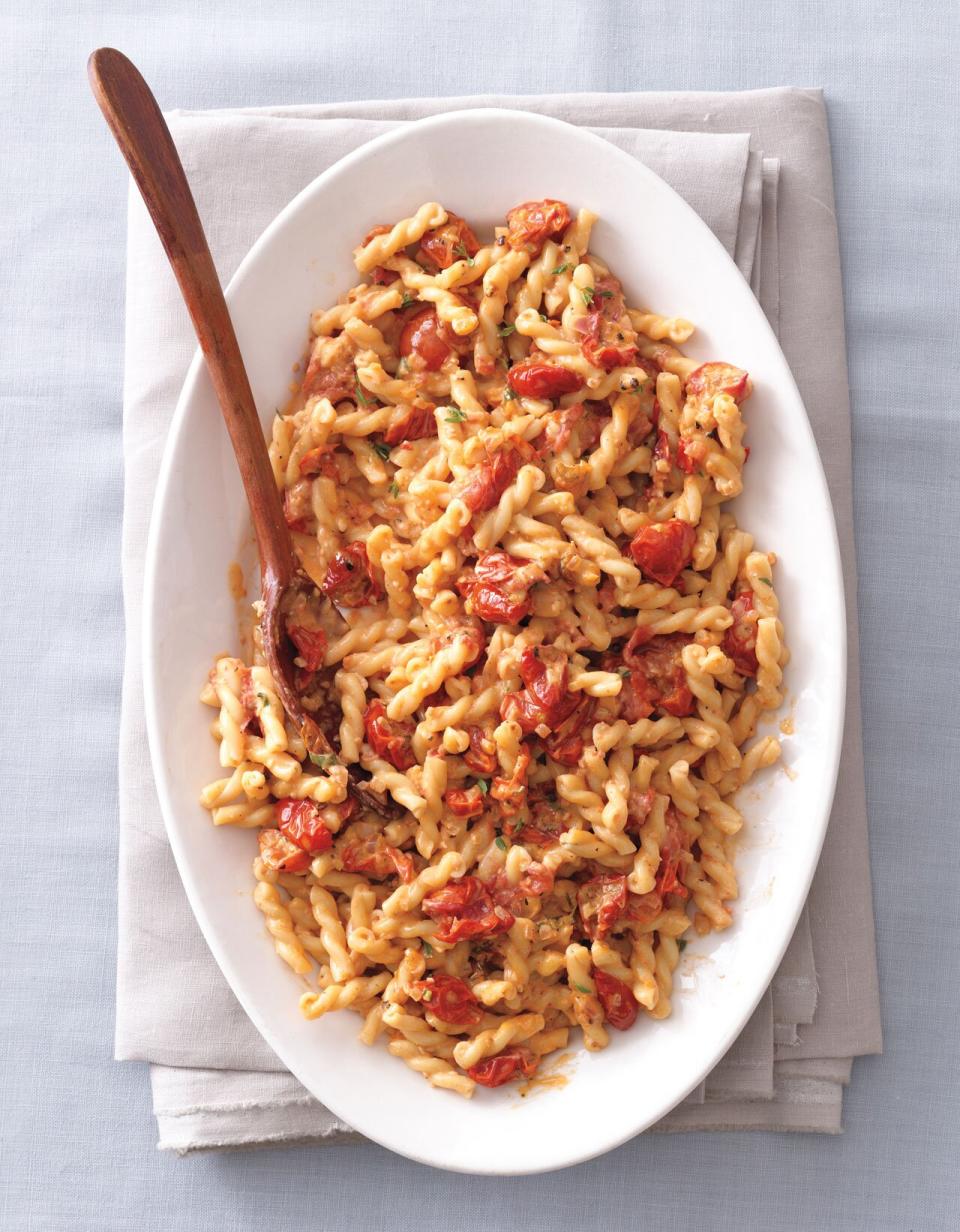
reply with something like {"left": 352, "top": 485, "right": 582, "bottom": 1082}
{"left": 400, "top": 291, "right": 415, "bottom": 310}
{"left": 498, "top": 322, "right": 517, "bottom": 337}
{"left": 495, "top": 836, "right": 508, "bottom": 851}
{"left": 308, "top": 752, "right": 338, "bottom": 770}
{"left": 580, "top": 287, "right": 595, "bottom": 308}
{"left": 678, "top": 939, "right": 688, "bottom": 953}
{"left": 444, "top": 406, "right": 467, "bottom": 423}
{"left": 371, "top": 441, "right": 391, "bottom": 460}
{"left": 389, "top": 481, "right": 400, "bottom": 498}
{"left": 422, "top": 940, "right": 434, "bottom": 958}
{"left": 354, "top": 382, "right": 370, "bottom": 406}
{"left": 502, "top": 387, "right": 518, "bottom": 401}
{"left": 453, "top": 242, "right": 476, "bottom": 267}
{"left": 572, "top": 982, "right": 591, "bottom": 995}
{"left": 551, "top": 262, "right": 570, "bottom": 276}
{"left": 476, "top": 778, "right": 489, "bottom": 794}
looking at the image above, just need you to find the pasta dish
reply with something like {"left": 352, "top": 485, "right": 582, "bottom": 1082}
{"left": 198, "top": 199, "right": 787, "bottom": 1096}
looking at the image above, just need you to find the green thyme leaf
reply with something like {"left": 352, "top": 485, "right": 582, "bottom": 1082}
{"left": 454, "top": 242, "right": 476, "bottom": 267}
{"left": 572, "top": 982, "right": 591, "bottom": 995}
{"left": 580, "top": 287, "right": 595, "bottom": 308}
{"left": 502, "top": 387, "right": 518, "bottom": 401}
{"left": 371, "top": 441, "right": 391, "bottom": 460}
{"left": 498, "top": 322, "right": 517, "bottom": 337}
{"left": 678, "top": 939, "right": 688, "bottom": 952}
{"left": 551, "top": 262, "right": 570, "bottom": 276}
{"left": 476, "top": 778, "right": 489, "bottom": 794}
{"left": 256, "top": 692, "right": 270, "bottom": 707}
{"left": 354, "top": 382, "right": 370, "bottom": 406}
{"left": 421, "top": 940, "right": 434, "bottom": 958}
{"left": 597, "top": 288, "right": 614, "bottom": 299}
{"left": 618, "top": 667, "right": 631, "bottom": 678}
{"left": 400, "top": 291, "right": 415, "bottom": 310}
{"left": 759, "top": 577, "right": 773, "bottom": 586}
{"left": 389, "top": 481, "right": 400, "bottom": 498}
{"left": 495, "top": 836, "right": 508, "bottom": 851}
{"left": 444, "top": 406, "right": 468, "bottom": 423}
{"left": 308, "top": 752, "right": 338, "bottom": 770}
{"left": 539, "top": 310, "right": 549, "bottom": 321}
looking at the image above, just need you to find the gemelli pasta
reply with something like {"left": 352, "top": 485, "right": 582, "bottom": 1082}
{"left": 199, "top": 199, "right": 788, "bottom": 1096}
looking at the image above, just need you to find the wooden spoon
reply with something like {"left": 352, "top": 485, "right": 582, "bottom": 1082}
{"left": 89, "top": 47, "right": 391, "bottom": 816}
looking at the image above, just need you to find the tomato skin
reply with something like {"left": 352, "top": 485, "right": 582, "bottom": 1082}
{"left": 340, "top": 831, "right": 415, "bottom": 883}
{"left": 467, "top": 1046, "right": 539, "bottom": 1088}
{"left": 399, "top": 307, "right": 454, "bottom": 371}
{"left": 445, "top": 786, "right": 485, "bottom": 818}
{"left": 507, "top": 361, "right": 584, "bottom": 399}
{"left": 283, "top": 481, "right": 313, "bottom": 533}
{"left": 258, "top": 828, "right": 311, "bottom": 873}
{"left": 686, "top": 362, "right": 750, "bottom": 403}
{"left": 578, "top": 874, "right": 629, "bottom": 940}
{"left": 506, "top": 199, "right": 571, "bottom": 254}
{"left": 370, "top": 265, "right": 399, "bottom": 285}
{"left": 362, "top": 699, "right": 416, "bottom": 772}
{"left": 460, "top": 441, "right": 531, "bottom": 514}
{"left": 321, "top": 542, "right": 384, "bottom": 608}
{"left": 655, "top": 807, "right": 689, "bottom": 899}
{"left": 490, "top": 744, "right": 532, "bottom": 817}
{"left": 508, "top": 800, "right": 569, "bottom": 848}
{"left": 594, "top": 970, "right": 639, "bottom": 1030}
{"left": 360, "top": 224, "right": 390, "bottom": 247}
{"left": 422, "top": 875, "right": 515, "bottom": 943}
{"left": 628, "top": 519, "right": 696, "bottom": 587}
{"left": 275, "top": 798, "right": 334, "bottom": 855}
{"left": 286, "top": 624, "right": 328, "bottom": 672}
{"left": 580, "top": 279, "right": 636, "bottom": 370}
{"left": 463, "top": 726, "right": 497, "bottom": 776}
{"left": 502, "top": 647, "right": 580, "bottom": 735}
{"left": 383, "top": 403, "right": 437, "bottom": 445}
{"left": 418, "top": 214, "right": 480, "bottom": 270}
{"left": 301, "top": 356, "right": 356, "bottom": 403}
{"left": 675, "top": 436, "right": 706, "bottom": 475}
{"left": 622, "top": 631, "right": 694, "bottom": 719}
{"left": 625, "top": 890, "right": 663, "bottom": 924}
{"left": 411, "top": 974, "right": 483, "bottom": 1026}
{"left": 722, "top": 590, "right": 759, "bottom": 676}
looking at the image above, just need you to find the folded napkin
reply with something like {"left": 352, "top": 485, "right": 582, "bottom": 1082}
{"left": 116, "top": 87, "right": 881, "bottom": 1154}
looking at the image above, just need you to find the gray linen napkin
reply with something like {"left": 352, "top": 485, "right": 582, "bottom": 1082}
{"left": 116, "top": 88, "right": 881, "bottom": 1153}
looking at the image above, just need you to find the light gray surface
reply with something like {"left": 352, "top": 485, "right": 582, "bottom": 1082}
{"left": 0, "top": 2, "right": 956, "bottom": 1229}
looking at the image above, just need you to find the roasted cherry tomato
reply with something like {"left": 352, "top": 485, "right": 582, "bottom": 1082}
{"left": 463, "top": 726, "right": 498, "bottom": 776}
{"left": 298, "top": 445, "right": 338, "bottom": 478}
{"left": 258, "top": 827, "right": 311, "bottom": 873}
{"left": 685, "top": 362, "right": 750, "bottom": 403}
{"left": 301, "top": 356, "right": 356, "bottom": 403}
{"left": 321, "top": 542, "right": 383, "bottom": 608}
{"left": 417, "top": 213, "right": 480, "bottom": 270}
{"left": 339, "top": 830, "right": 416, "bottom": 883}
{"left": 467, "top": 1046, "right": 539, "bottom": 1088}
{"left": 507, "top": 360, "right": 584, "bottom": 400}
{"left": 506, "top": 199, "right": 571, "bottom": 254}
{"left": 399, "top": 306, "right": 454, "bottom": 372}
{"left": 422, "top": 876, "right": 514, "bottom": 944}
{"left": 460, "top": 440, "right": 532, "bottom": 514}
{"left": 411, "top": 973, "right": 483, "bottom": 1026}
{"left": 275, "top": 798, "right": 334, "bottom": 855}
{"left": 594, "top": 970, "right": 639, "bottom": 1030}
{"left": 722, "top": 590, "right": 759, "bottom": 676}
{"left": 445, "top": 786, "right": 485, "bottom": 818}
{"left": 283, "top": 480, "right": 313, "bottom": 533}
{"left": 655, "top": 807, "right": 689, "bottom": 899}
{"left": 362, "top": 699, "right": 416, "bottom": 772}
{"left": 370, "top": 265, "right": 399, "bottom": 285}
{"left": 625, "top": 890, "right": 663, "bottom": 925}
{"left": 578, "top": 873, "right": 628, "bottom": 941}
{"left": 622, "top": 631, "right": 694, "bottom": 719}
{"left": 580, "top": 277, "right": 637, "bottom": 370}
{"left": 286, "top": 624, "right": 328, "bottom": 673}
{"left": 456, "top": 549, "right": 542, "bottom": 625}
{"left": 383, "top": 403, "right": 437, "bottom": 445}
{"left": 628, "top": 518, "right": 696, "bottom": 587}
{"left": 501, "top": 646, "right": 580, "bottom": 736}
{"left": 490, "top": 743, "right": 532, "bottom": 817}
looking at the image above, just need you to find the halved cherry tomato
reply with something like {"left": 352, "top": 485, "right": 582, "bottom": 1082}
{"left": 628, "top": 518, "right": 696, "bottom": 587}
{"left": 675, "top": 436, "right": 706, "bottom": 475}
{"left": 275, "top": 798, "right": 334, "bottom": 855}
{"left": 722, "top": 590, "right": 759, "bottom": 676}
{"left": 417, "top": 214, "right": 480, "bottom": 270}
{"left": 339, "top": 830, "right": 416, "bottom": 883}
{"left": 445, "top": 786, "right": 485, "bottom": 818}
{"left": 370, "top": 265, "right": 399, "bottom": 285}
{"left": 258, "top": 828, "right": 311, "bottom": 873}
{"left": 362, "top": 699, "right": 416, "bottom": 772}
{"left": 422, "top": 875, "right": 515, "bottom": 943}
{"left": 399, "top": 306, "right": 454, "bottom": 372}
{"left": 625, "top": 890, "right": 663, "bottom": 924}
{"left": 463, "top": 726, "right": 497, "bottom": 776}
{"left": 460, "top": 440, "right": 533, "bottom": 514}
{"left": 579, "top": 277, "right": 636, "bottom": 370}
{"left": 594, "top": 970, "right": 638, "bottom": 1030}
{"left": 456, "top": 549, "right": 542, "bottom": 625}
{"left": 467, "top": 1046, "right": 539, "bottom": 1088}
{"left": 578, "top": 874, "right": 628, "bottom": 941}
{"left": 298, "top": 446, "right": 338, "bottom": 478}
{"left": 501, "top": 647, "right": 580, "bottom": 735}
{"left": 622, "top": 631, "right": 693, "bottom": 719}
{"left": 411, "top": 973, "right": 483, "bottom": 1026}
{"left": 286, "top": 625, "right": 327, "bottom": 673}
{"left": 383, "top": 403, "right": 437, "bottom": 445}
{"left": 506, "top": 199, "right": 571, "bottom": 254}
{"left": 321, "top": 542, "right": 383, "bottom": 608}
{"left": 507, "top": 361, "right": 584, "bottom": 400}
{"left": 685, "top": 362, "right": 750, "bottom": 403}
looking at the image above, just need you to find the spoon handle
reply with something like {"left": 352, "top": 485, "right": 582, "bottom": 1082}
{"left": 89, "top": 47, "right": 296, "bottom": 587}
